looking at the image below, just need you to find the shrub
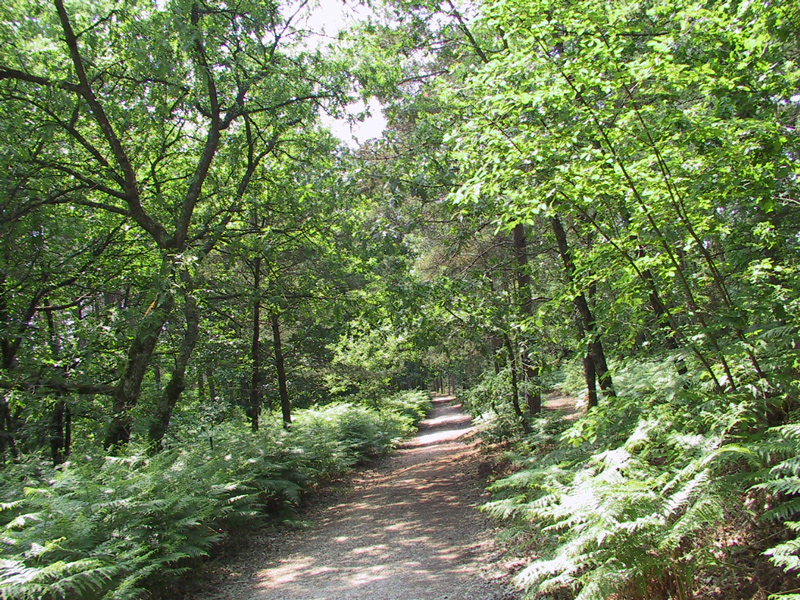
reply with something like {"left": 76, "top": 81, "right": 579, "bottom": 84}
{"left": 751, "top": 422, "right": 800, "bottom": 598}
{"left": 0, "top": 392, "right": 430, "bottom": 600}
{"left": 481, "top": 358, "right": 772, "bottom": 600}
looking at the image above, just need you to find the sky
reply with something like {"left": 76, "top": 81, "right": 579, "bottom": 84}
{"left": 296, "top": 0, "right": 389, "bottom": 147}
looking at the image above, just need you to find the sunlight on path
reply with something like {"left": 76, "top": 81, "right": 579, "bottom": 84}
{"left": 197, "top": 396, "right": 515, "bottom": 600}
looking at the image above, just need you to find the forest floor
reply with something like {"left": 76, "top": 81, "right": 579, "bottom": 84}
{"left": 184, "top": 396, "right": 521, "bottom": 600}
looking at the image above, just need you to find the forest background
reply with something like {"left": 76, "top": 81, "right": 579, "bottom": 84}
{"left": 1, "top": 0, "right": 799, "bottom": 598}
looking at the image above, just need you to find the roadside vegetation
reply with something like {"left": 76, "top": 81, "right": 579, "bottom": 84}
{"left": 0, "top": 391, "right": 431, "bottom": 600}
{"left": 466, "top": 360, "right": 800, "bottom": 599}
{"left": 1, "top": 0, "right": 799, "bottom": 599}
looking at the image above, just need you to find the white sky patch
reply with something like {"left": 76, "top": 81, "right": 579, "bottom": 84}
{"left": 298, "top": 0, "right": 369, "bottom": 37}
{"left": 322, "top": 97, "right": 388, "bottom": 148}
{"left": 292, "top": 0, "right": 388, "bottom": 147}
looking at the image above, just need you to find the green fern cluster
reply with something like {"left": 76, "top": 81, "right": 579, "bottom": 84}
{"left": 0, "top": 392, "right": 430, "bottom": 600}
{"left": 481, "top": 358, "right": 767, "bottom": 600}
{"left": 751, "top": 422, "right": 800, "bottom": 598}
{"left": 381, "top": 390, "right": 434, "bottom": 427}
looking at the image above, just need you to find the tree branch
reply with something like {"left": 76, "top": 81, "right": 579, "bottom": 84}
{"left": 53, "top": 0, "right": 171, "bottom": 248}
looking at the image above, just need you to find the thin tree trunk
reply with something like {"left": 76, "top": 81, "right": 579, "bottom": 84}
{"left": 197, "top": 365, "right": 206, "bottom": 402}
{"left": 550, "top": 56, "right": 735, "bottom": 390}
{"left": 64, "top": 401, "right": 71, "bottom": 459}
{"left": 271, "top": 312, "right": 291, "bottom": 427}
{"left": 489, "top": 335, "right": 503, "bottom": 375}
{"left": 0, "top": 273, "right": 19, "bottom": 458}
{"left": 504, "top": 334, "right": 531, "bottom": 433}
{"left": 45, "top": 302, "right": 69, "bottom": 464}
{"left": 152, "top": 364, "right": 162, "bottom": 391}
{"left": 551, "top": 215, "right": 615, "bottom": 405}
{"left": 575, "top": 204, "right": 717, "bottom": 386}
{"left": 0, "top": 395, "right": 17, "bottom": 459}
{"left": 249, "top": 256, "right": 261, "bottom": 433}
{"left": 50, "top": 398, "right": 67, "bottom": 465}
{"left": 250, "top": 257, "right": 262, "bottom": 432}
{"left": 207, "top": 366, "right": 216, "bottom": 401}
{"left": 148, "top": 286, "right": 200, "bottom": 449}
{"left": 512, "top": 223, "right": 542, "bottom": 415}
{"left": 583, "top": 353, "right": 598, "bottom": 409}
{"left": 105, "top": 287, "right": 174, "bottom": 449}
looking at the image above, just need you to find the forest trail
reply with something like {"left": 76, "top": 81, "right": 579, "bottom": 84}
{"left": 193, "top": 396, "right": 517, "bottom": 600}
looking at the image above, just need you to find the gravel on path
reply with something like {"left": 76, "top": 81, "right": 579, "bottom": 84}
{"left": 192, "top": 396, "right": 518, "bottom": 600}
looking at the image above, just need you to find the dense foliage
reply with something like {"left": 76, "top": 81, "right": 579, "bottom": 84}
{"left": 348, "top": 0, "right": 800, "bottom": 596}
{"left": 1, "top": 0, "right": 799, "bottom": 598}
{"left": 0, "top": 391, "right": 430, "bottom": 600}
{"left": 473, "top": 360, "right": 799, "bottom": 599}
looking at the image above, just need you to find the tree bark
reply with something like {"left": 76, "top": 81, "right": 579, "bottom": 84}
{"left": 207, "top": 366, "right": 217, "bottom": 402}
{"left": 50, "top": 398, "right": 67, "bottom": 465}
{"left": 0, "top": 394, "right": 18, "bottom": 459}
{"left": 105, "top": 287, "right": 174, "bottom": 449}
{"left": 504, "top": 334, "right": 531, "bottom": 433}
{"left": 148, "top": 285, "right": 200, "bottom": 449}
{"left": 45, "top": 305, "right": 69, "bottom": 464}
{"left": 550, "top": 215, "right": 615, "bottom": 406}
{"left": 271, "top": 312, "right": 292, "bottom": 427}
{"left": 490, "top": 335, "right": 502, "bottom": 375}
{"left": 250, "top": 257, "right": 262, "bottom": 432}
{"left": 197, "top": 365, "right": 206, "bottom": 402}
{"left": 512, "top": 223, "right": 542, "bottom": 415}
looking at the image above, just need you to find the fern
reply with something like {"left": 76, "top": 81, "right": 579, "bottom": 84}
{"left": 477, "top": 356, "right": 759, "bottom": 600}
{"left": 0, "top": 557, "right": 119, "bottom": 600}
{"left": 0, "top": 392, "right": 431, "bottom": 600}
{"left": 751, "top": 423, "right": 800, "bottom": 581}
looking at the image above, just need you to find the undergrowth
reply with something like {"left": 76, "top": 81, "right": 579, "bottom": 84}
{"left": 0, "top": 391, "right": 430, "bottom": 600}
{"left": 470, "top": 359, "right": 800, "bottom": 600}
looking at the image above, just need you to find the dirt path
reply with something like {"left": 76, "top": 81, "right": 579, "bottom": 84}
{"left": 193, "top": 396, "right": 517, "bottom": 600}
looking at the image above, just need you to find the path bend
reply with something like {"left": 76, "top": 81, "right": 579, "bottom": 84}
{"left": 194, "top": 396, "right": 516, "bottom": 600}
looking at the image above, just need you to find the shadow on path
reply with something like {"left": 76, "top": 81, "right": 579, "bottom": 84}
{"left": 196, "top": 395, "right": 515, "bottom": 600}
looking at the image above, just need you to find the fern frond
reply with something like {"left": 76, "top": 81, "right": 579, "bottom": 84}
{"left": 664, "top": 469, "right": 710, "bottom": 518}
{"left": 772, "top": 458, "right": 800, "bottom": 476}
{"left": 763, "top": 498, "right": 800, "bottom": 522}
{"left": 515, "top": 554, "right": 582, "bottom": 589}
{"left": 574, "top": 580, "right": 606, "bottom": 600}
{"left": 765, "top": 536, "right": 800, "bottom": 572}
{"left": 3, "top": 513, "right": 43, "bottom": 531}
{"left": 0, "top": 501, "right": 22, "bottom": 513}
{"left": 756, "top": 476, "right": 800, "bottom": 497}
{"left": 775, "top": 424, "right": 800, "bottom": 440}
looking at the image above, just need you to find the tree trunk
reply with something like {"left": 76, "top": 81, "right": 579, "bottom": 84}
{"left": 64, "top": 402, "right": 71, "bottom": 459}
{"left": 148, "top": 287, "right": 200, "bottom": 449}
{"left": 271, "top": 312, "right": 291, "bottom": 427}
{"left": 512, "top": 223, "right": 542, "bottom": 415}
{"left": 152, "top": 364, "right": 162, "bottom": 391}
{"left": 550, "top": 215, "right": 615, "bottom": 405}
{"left": 197, "top": 365, "right": 206, "bottom": 402}
{"left": 45, "top": 304, "right": 69, "bottom": 464}
{"left": 490, "top": 335, "right": 502, "bottom": 375}
{"left": 207, "top": 366, "right": 216, "bottom": 402}
{"left": 577, "top": 205, "right": 718, "bottom": 387}
{"left": 0, "top": 394, "right": 17, "bottom": 459}
{"left": 583, "top": 353, "right": 598, "bottom": 409}
{"left": 50, "top": 398, "right": 67, "bottom": 465}
{"left": 250, "top": 257, "right": 262, "bottom": 432}
{"left": 504, "top": 334, "right": 531, "bottom": 433}
{"left": 643, "top": 268, "right": 688, "bottom": 375}
{"left": 105, "top": 287, "right": 174, "bottom": 449}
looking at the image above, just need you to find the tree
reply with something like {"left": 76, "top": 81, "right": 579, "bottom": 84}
{"left": 0, "top": 0, "right": 345, "bottom": 448}
{"left": 435, "top": 0, "right": 799, "bottom": 400}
